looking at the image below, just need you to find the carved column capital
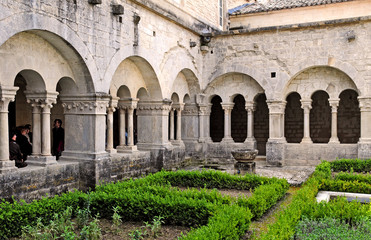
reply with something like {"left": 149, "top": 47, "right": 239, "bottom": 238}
{"left": 137, "top": 100, "right": 172, "bottom": 115}
{"left": 118, "top": 98, "right": 139, "bottom": 110}
{"left": 221, "top": 103, "right": 234, "bottom": 112}
{"left": 198, "top": 103, "right": 212, "bottom": 115}
{"left": 60, "top": 94, "right": 110, "bottom": 115}
{"left": 245, "top": 101, "right": 256, "bottom": 111}
{"left": 358, "top": 96, "right": 371, "bottom": 112}
{"left": 329, "top": 98, "right": 340, "bottom": 113}
{"left": 267, "top": 100, "right": 286, "bottom": 114}
{"left": 172, "top": 103, "right": 185, "bottom": 112}
{"left": 300, "top": 99, "right": 313, "bottom": 110}
{"left": 0, "top": 86, "right": 18, "bottom": 112}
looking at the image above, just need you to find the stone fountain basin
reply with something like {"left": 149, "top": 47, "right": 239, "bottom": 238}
{"left": 231, "top": 149, "right": 258, "bottom": 162}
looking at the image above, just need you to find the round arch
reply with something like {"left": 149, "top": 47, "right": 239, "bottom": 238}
{"left": 0, "top": 13, "right": 97, "bottom": 93}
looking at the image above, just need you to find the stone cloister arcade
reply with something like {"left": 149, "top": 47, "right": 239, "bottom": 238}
{"left": 0, "top": 32, "right": 366, "bottom": 173}
{"left": 1, "top": 1, "right": 371, "bottom": 200}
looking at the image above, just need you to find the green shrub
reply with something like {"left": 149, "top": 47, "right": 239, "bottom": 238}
{"left": 331, "top": 159, "right": 371, "bottom": 172}
{"left": 335, "top": 171, "right": 371, "bottom": 184}
{"left": 319, "top": 178, "right": 371, "bottom": 194}
{"left": 181, "top": 204, "right": 253, "bottom": 240}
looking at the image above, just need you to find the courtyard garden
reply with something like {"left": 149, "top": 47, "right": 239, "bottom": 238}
{"left": 1, "top": 159, "right": 371, "bottom": 239}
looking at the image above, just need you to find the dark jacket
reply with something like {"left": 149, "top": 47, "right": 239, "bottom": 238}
{"left": 16, "top": 134, "right": 32, "bottom": 156}
{"left": 9, "top": 140, "right": 23, "bottom": 161}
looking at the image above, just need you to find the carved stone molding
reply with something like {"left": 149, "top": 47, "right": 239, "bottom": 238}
{"left": 108, "top": 96, "right": 119, "bottom": 113}
{"left": 118, "top": 98, "right": 138, "bottom": 110}
{"left": 245, "top": 101, "right": 256, "bottom": 111}
{"left": 137, "top": 100, "right": 172, "bottom": 115}
{"left": 183, "top": 104, "right": 199, "bottom": 116}
{"left": 358, "top": 97, "right": 371, "bottom": 112}
{"left": 300, "top": 99, "right": 313, "bottom": 110}
{"left": 329, "top": 98, "right": 340, "bottom": 112}
{"left": 0, "top": 86, "right": 18, "bottom": 112}
{"left": 172, "top": 103, "right": 185, "bottom": 112}
{"left": 198, "top": 103, "right": 212, "bottom": 115}
{"left": 267, "top": 100, "right": 287, "bottom": 114}
{"left": 61, "top": 94, "right": 110, "bottom": 115}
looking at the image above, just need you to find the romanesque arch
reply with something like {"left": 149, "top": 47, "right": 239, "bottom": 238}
{"left": 310, "top": 91, "right": 331, "bottom": 143}
{"left": 284, "top": 92, "right": 303, "bottom": 143}
{"left": 231, "top": 94, "right": 247, "bottom": 143}
{"left": 210, "top": 95, "right": 224, "bottom": 142}
{"left": 338, "top": 89, "right": 360, "bottom": 143}
{"left": 254, "top": 94, "right": 269, "bottom": 155}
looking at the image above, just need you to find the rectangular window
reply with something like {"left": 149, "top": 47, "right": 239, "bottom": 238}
{"left": 219, "top": 0, "right": 223, "bottom": 26}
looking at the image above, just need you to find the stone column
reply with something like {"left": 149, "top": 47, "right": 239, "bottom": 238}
{"left": 117, "top": 99, "right": 138, "bottom": 152}
{"left": 357, "top": 97, "right": 371, "bottom": 159}
{"left": 198, "top": 103, "right": 212, "bottom": 143}
{"left": 29, "top": 101, "right": 41, "bottom": 155}
{"left": 169, "top": 109, "right": 175, "bottom": 141}
{"left": 267, "top": 100, "right": 286, "bottom": 140}
{"left": 127, "top": 102, "right": 137, "bottom": 149}
{"left": 117, "top": 106, "right": 126, "bottom": 149}
{"left": 221, "top": 103, "right": 234, "bottom": 143}
{"left": 172, "top": 103, "right": 184, "bottom": 146}
{"left": 0, "top": 86, "right": 18, "bottom": 173}
{"left": 300, "top": 99, "right": 313, "bottom": 144}
{"left": 244, "top": 101, "right": 257, "bottom": 149}
{"left": 176, "top": 105, "right": 183, "bottom": 141}
{"left": 266, "top": 100, "right": 286, "bottom": 166}
{"left": 329, "top": 98, "right": 340, "bottom": 144}
{"left": 106, "top": 97, "right": 118, "bottom": 153}
{"left": 60, "top": 94, "right": 110, "bottom": 189}
{"left": 40, "top": 97, "right": 57, "bottom": 157}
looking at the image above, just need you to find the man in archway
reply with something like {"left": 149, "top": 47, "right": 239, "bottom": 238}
{"left": 16, "top": 127, "right": 32, "bottom": 161}
{"left": 9, "top": 132, "right": 28, "bottom": 168}
{"left": 52, "top": 119, "right": 64, "bottom": 160}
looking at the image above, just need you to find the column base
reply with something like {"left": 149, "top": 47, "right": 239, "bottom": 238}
{"left": 27, "top": 155, "right": 57, "bottom": 167}
{"left": 329, "top": 138, "right": 340, "bottom": 144}
{"left": 244, "top": 137, "right": 257, "bottom": 150}
{"left": 300, "top": 138, "right": 313, "bottom": 144}
{"left": 171, "top": 140, "right": 185, "bottom": 147}
{"left": 221, "top": 137, "right": 234, "bottom": 144}
{"left": 358, "top": 141, "right": 371, "bottom": 159}
{"left": 106, "top": 148, "right": 117, "bottom": 154}
{"left": 117, "top": 145, "right": 138, "bottom": 153}
{"left": 0, "top": 160, "right": 17, "bottom": 174}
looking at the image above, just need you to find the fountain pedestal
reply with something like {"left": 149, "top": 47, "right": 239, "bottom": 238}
{"left": 235, "top": 161, "right": 256, "bottom": 175}
{"left": 231, "top": 149, "right": 258, "bottom": 175}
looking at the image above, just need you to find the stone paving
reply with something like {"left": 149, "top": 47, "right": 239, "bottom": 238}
{"left": 181, "top": 159, "right": 315, "bottom": 186}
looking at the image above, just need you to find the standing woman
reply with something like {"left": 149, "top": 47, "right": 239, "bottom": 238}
{"left": 52, "top": 119, "right": 64, "bottom": 160}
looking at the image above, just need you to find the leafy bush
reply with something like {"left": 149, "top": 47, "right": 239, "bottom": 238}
{"left": 181, "top": 204, "right": 252, "bottom": 240}
{"left": 335, "top": 171, "right": 371, "bottom": 184}
{"left": 319, "top": 178, "right": 371, "bottom": 194}
{"left": 331, "top": 159, "right": 371, "bottom": 172}
{"left": 295, "top": 216, "right": 371, "bottom": 240}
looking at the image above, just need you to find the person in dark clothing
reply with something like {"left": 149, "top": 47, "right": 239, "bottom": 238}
{"left": 24, "top": 124, "right": 32, "bottom": 143}
{"left": 9, "top": 132, "right": 27, "bottom": 168}
{"left": 52, "top": 119, "right": 64, "bottom": 160}
{"left": 16, "top": 127, "right": 32, "bottom": 161}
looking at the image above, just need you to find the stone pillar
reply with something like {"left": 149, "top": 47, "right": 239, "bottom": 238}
{"left": 60, "top": 94, "right": 110, "bottom": 189}
{"left": 300, "top": 99, "right": 313, "bottom": 144}
{"left": 169, "top": 109, "right": 175, "bottom": 141}
{"left": 245, "top": 101, "right": 257, "bottom": 149}
{"left": 221, "top": 103, "right": 234, "bottom": 143}
{"left": 176, "top": 105, "right": 183, "bottom": 141}
{"left": 329, "top": 98, "right": 340, "bottom": 144}
{"left": 117, "top": 99, "right": 138, "bottom": 152}
{"left": 30, "top": 102, "right": 41, "bottom": 155}
{"left": 358, "top": 97, "right": 371, "bottom": 159}
{"left": 106, "top": 97, "right": 118, "bottom": 153}
{"left": 172, "top": 103, "right": 184, "bottom": 146}
{"left": 266, "top": 100, "right": 286, "bottom": 166}
{"left": 26, "top": 92, "right": 58, "bottom": 166}
{"left": 198, "top": 103, "right": 212, "bottom": 143}
{"left": 0, "top": 86, "right": 18, "bottom": 173}
{"left": 118, "top": 107, "right": 126, "bottom": 148}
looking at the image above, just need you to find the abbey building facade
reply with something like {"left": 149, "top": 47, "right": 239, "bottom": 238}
{"left": 1, "top": 0, "right": 371, "bottom": 199}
